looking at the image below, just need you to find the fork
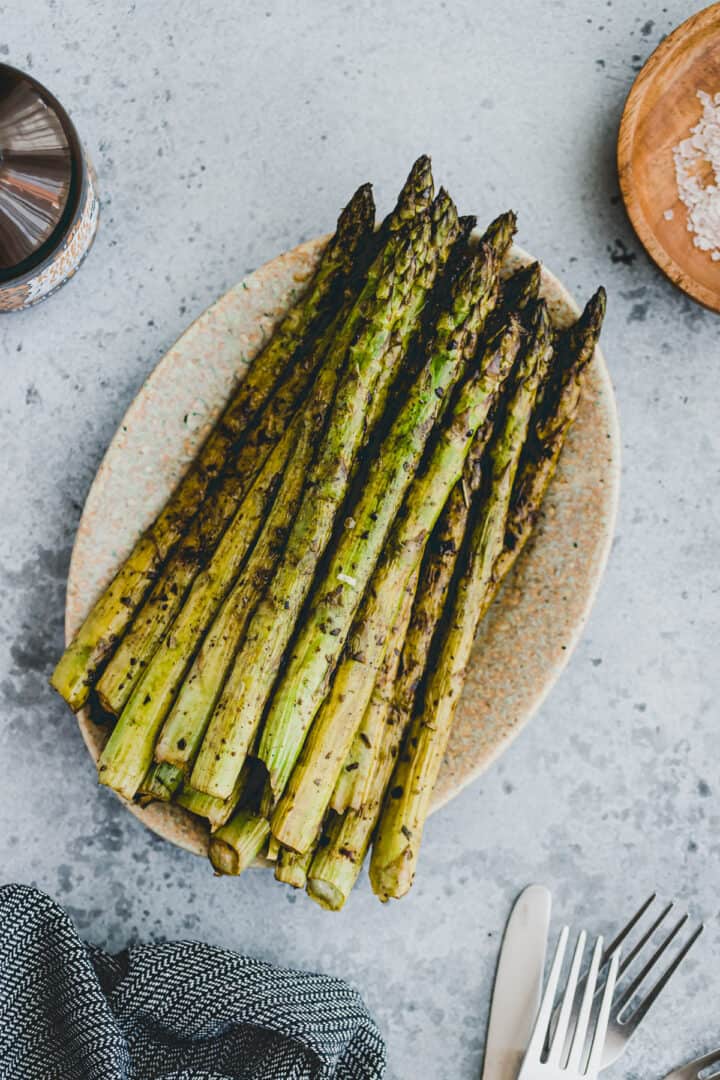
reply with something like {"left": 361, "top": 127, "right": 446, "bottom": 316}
{"left": 518, "top": 927, "right": 620, "bottom": 1080}
{"left": 550, "top": 894, "right": 703, "bottom": 1068}
{"left": 663, "top": 1049, "right": 720, "bottom": 1080}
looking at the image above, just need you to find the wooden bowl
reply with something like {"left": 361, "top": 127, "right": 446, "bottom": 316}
{"left": 618, "top": 3, "right": 720, "bottom": 312}
{"left": 67, "top": 236, "right": 620, "bottom": 858}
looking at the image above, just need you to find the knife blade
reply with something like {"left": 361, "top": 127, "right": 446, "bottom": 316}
{"left": 482, "top": 884, "right": 552, "bottom": 1080}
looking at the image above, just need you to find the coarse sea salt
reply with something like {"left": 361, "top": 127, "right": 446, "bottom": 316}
{"left": 671, "top": 89, "right": 720, "bottom": 261}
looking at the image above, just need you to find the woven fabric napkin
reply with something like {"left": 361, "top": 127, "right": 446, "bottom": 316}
{"left": 0, "top": 884, "right": 386, "bottom": 1080}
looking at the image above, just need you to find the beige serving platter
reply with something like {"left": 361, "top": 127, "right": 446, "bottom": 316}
{"left": 618, "top": 2, "right": 720, "bottom": 312}
{"left": 66, "top": 234, "right": 620, "bottom": 858}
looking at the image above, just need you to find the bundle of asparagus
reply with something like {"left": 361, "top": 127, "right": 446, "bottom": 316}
{"left": 52, "top": 157, "right": 606, "bottom": 908}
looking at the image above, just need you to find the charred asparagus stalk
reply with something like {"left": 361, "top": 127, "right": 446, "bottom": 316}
{"left": 330, "top": 565, "right": 420, "bottom": 815}
{"left": 259, "top": 240, "right": 499, "bottom": 808}
{"left": 191, "top": 182, "right": 452, "bottom": 800}
{"left": 369, "top": 302, "right": 554, "bottom": 901}
{"left": 270, "top": 317, "right": 521, "bottom": 854}
{"left": 51, "top": 185, "right": 375, "bottom": 712}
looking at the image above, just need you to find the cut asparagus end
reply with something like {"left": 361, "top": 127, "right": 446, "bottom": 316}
{"left": 209, "top": 811, "right": 270, "bottom": 876}
{"left": 136, "top": 761, "right": 183, "bottom": 805}
{"left": 275, "top": 846, "right": 314, "bottom": 889}
{"left": 369, "top": 847, "right": 415, "bottom": 903}
{"left": 306, "top": 877, "right": 346, "bottom": 912}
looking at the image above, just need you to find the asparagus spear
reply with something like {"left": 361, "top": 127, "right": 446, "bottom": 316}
{"left": 270, "top": 318, "right": 521, "bottom": 854}
{"left": 97, "top": 409, "right": 305, "bottom": 800}
{"left": 209, "top": 810, "right": 270, "bottom": 875}
{"left": 330, "top": 563, "right": 420, "bottom": 815}
{"left": 153, "top": 383, "right": 319, "bottom": 772}
{"left": 275, "top": 845, "right": 315, "bottom": 890}
{"left": 191, "top": 194, "right": 451, "bottom": 800}
{"left": 51, "top": 185, "right": 376, "bottom": 712}
{"left": 259, "top": 242, "right": 498, "bottom": 806}
{"left": 370, "top": 302, "right": 554, "bottom": 902}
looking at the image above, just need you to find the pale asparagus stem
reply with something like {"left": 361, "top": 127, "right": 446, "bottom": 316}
{"left": 153, "top": 392, "right": 321, "bottom": 772}
{"left": 209, "top": 810, "right": 270, "bottom": 875}
{"left": 177, "top": 768, "right": 247, "bottom": 831}
{"left": 97, "top": 412, "right": 304, "bottom": 801}
{"left": 275, "top": 845, "right": 315, "bottom": 889}
{"left": 270, "top": 320, "right": 521, "bottom": 854}
{"left": 191, "top": 200, "right": 445, "bottom": 800}
{"left": 259, "top": 235, "right": 496, "bottom": 806}
{"left": 266, "top": 835, "right": 281, "bottom": 862}
{"left": 369, "top": 302, "right": 555, "bottom": 902}
{"left": 329, "top": 262, "right": 536, "bottom": 817}
{"left": 136, "top": 761, "right": 183, "bottom": 804}
{"left": 51, "top": 185, "right": 376, "bottom": 712}
{"left": 330, "top": 564, "right": 421, "bottom": 815}
{"left": 96, "top": 294, "right": 364, "bottom": 716}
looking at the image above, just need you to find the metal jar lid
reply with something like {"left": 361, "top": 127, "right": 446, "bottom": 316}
{"left": 0, "top": 63, "right": 99, "bottom": 311}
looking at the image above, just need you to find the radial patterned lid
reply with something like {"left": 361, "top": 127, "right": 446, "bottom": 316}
{"left": 0, "top": 65, "right": 75, "bottom": 273}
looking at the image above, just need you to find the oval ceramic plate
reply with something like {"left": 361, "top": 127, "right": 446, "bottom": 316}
{"left": 67, "top": 235, "right": 620, "bottom": 857}
{"left": 618, "top": 3, "right": 720, "bottom": 312}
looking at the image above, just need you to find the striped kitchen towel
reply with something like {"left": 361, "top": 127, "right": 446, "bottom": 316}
{"left": 0, "top": 884, "right": 386, "bottom": 1080}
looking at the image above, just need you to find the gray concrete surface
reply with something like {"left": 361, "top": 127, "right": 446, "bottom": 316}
{"left": 1, "top": 2, "right": 718, "bottom": 1076}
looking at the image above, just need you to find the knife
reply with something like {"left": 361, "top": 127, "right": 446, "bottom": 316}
{"left": 482, "top": 884, "right": 552, "bottom": 1080}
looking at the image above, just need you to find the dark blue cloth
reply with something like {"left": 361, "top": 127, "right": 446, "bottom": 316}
{"left": 0, "top": 885, "right": 386, "bottom": 1080}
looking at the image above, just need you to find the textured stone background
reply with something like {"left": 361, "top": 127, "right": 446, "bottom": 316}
{"left": 1, "top": 2, "right": 718, "bottom": 1077}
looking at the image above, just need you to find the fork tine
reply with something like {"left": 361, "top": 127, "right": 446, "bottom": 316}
{"left": 611, "top": 901, "right": 674, "bottom": 981}
{"left": 624, "top": 923, "right": 703, "bottom": 1027}
{"left": 614, "top": 914, "right": 689, "bottom": 1012}
{"left": 586, "top": 950, "right": 620, "bottom": 1075}
{"left": 526, "top": 926, "right": 569, "bottom": 1061}
{"left": 598, "top": 894, "right": 656, "bottom": 967}
{"left": 567, "top": 936, "right": 603, "bottom": 1072}
{"left": 548, "top": 930, "right": 586, "bottom": 1065}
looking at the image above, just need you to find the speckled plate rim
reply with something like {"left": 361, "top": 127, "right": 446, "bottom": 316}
{"left": 67, "top": 235, "right": 620, "bottom": 859}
